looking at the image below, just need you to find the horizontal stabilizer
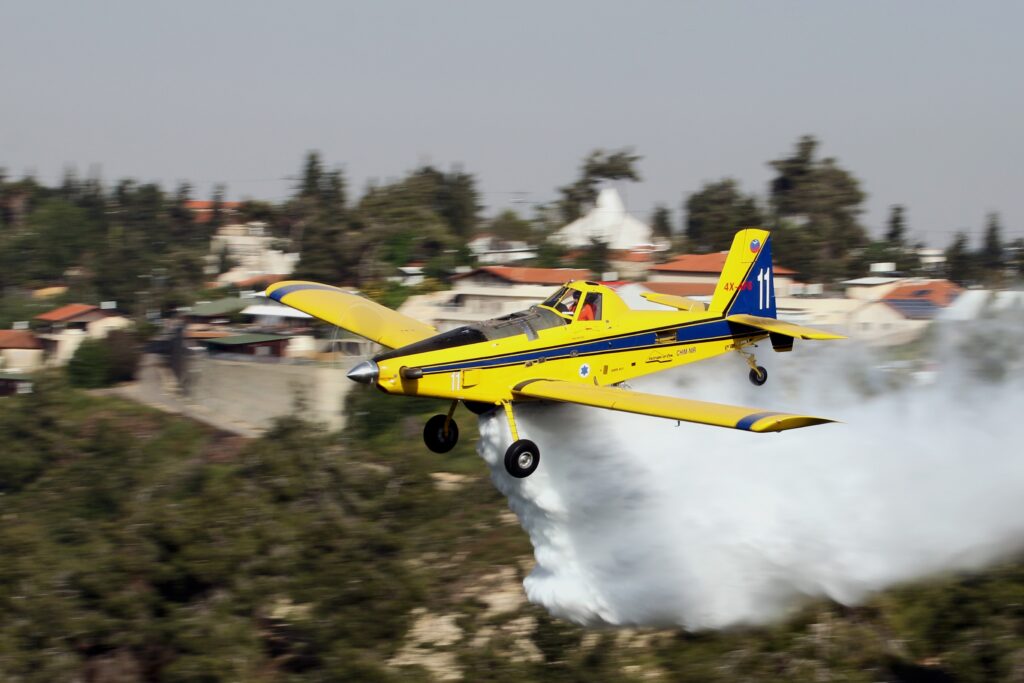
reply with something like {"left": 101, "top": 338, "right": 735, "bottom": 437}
{"left": 512, "top": 379, "right": 836, "bottom": 433}
{"left": 265, "top": 281, "right": 437, "bottom": 349}
{"left": 726, "top": 313, "right": 845, "bottom": 340}
{"left": 640, "top": 291, "right": 707, "bottom": 312}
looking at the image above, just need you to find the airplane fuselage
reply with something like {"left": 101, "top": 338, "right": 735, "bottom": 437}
{"left": 370, "top": 299, "right": 768, "bottom": 405}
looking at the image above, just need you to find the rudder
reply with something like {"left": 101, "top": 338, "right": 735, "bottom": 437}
{"left": 708, "top": 229, "right": 777, "bottom": 318}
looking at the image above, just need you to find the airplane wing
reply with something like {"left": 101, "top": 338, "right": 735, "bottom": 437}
{"left": 726, "top": 313, "right": 845, "bottom": 340}
{"left": 265, "top": 280, "right": 437, "bottom": 349}
{"left": 640, "top": 291, "right": 707, "bottom": 312}
{"left": 512, "top": 379, "right": 835, "bottom": 433}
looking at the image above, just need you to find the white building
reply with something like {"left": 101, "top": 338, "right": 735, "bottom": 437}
{"left": 209, "top": 222, "right": 299, "bottom": 286}
{"left": 467, "top": 235, "right": 537, "bottom": 264}
{"left": 33, "top": 304, "right": 132, "bottom": 365}
{"left": 554, "top": 188, "right": 662, "bottom": 252}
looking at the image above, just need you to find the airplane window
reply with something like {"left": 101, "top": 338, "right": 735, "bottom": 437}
{"left": 541, "top": 287, "right": 568, "bottom": 309}
{"left": 554, "top": 289, "right": 581, "bottom": 316}
{"left": 579, "top": 293, "right": 601, "bottom": 321}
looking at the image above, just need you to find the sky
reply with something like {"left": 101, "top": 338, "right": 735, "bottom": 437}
{"left": 2, "top": 1, "right": 1022, "bottom": 247}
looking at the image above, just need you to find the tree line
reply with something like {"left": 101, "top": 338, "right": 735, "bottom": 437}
{"left": 2, "top": 136, "right": 1019, "bottom": 319}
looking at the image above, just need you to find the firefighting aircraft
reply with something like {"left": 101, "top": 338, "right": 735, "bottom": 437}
{"left": 266, "top": 228, "right": 842, "bottom": 478}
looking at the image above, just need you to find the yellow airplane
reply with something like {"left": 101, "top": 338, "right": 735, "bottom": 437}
{"left": 267, "top": 228, "right": 843, "bottom": 478}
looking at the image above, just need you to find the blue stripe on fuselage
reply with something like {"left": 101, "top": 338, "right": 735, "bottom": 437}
{"left": 421, "top": 319, "right": 739, "bottom": 374}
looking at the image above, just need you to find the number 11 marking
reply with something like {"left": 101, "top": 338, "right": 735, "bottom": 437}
{"left": 756, "top": 267, "right": 772, "bottom": 310}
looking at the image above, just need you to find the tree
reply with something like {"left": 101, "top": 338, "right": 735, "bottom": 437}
{"left": 649, "top": 205, "right": 673, "bottom": 240}
{"left": 945, "top": 232, "right": 976, "bottom": 286}
{"left": 558, "top": 148, "right": 642, "bottom": 223}
{"left": 981, "top": 212, "right": 1004, "bottom": 274}
{"left": 487, "top": 209, "right": 533, "bottom": 242}
{"left": 684, "top": 179, "right": 763, "bottom": 252}
{"left": 885, "top": 205, "right": 906, "bottom": 247}
{"left": 767, "top": 135, "right": 868, "bottom": 281}
{"left": 574, "top": 238, "right": 609, "bottom": 276}
{"left": 209, "top": 184, "right": 227, "bottom": 231}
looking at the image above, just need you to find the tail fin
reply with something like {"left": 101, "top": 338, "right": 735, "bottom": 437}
{"left": 708, "top": 228, "right": 777, "bottom": 318}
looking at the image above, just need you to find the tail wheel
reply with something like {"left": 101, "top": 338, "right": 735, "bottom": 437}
{"left": 423, "top": 414, "right": 459, "bottom": 453}
{"left": 749, "top": 366, "right": 768, "bottom": 386}
{"left": 504, "top": 439, "right": 540, "bottom": 478}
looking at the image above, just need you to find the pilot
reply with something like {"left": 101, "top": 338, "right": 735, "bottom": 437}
{"left": 559, "top": 291, "right": 579, "bottom": 316}
{"left": 578, "top": 297, "right": 596, "bottom": 321}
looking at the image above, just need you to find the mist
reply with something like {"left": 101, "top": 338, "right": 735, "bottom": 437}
{"left": 476, "top": 316, "right": 1024, "bottom": 629}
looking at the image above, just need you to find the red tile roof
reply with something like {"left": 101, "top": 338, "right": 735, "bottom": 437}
{"left": 651, "top": 252, "right": 796, "bottom": 275}
{"left": 185, "top": 200, "right": 243, "bottom": 210}
{"left": 34, "top": 303, "right": 99, "bottom": 322}
{"left": 642, "top": 281, "right": 717, "bottom": 297}
{"left": 0, "top": 330, "right": 42, "bottom": 350}
{"left": 455, "top": 265, "right": 593, "bottom": 285}
{"left": 612, "top": 250, "right": 654, "bottom": 263}
{"left": 882, "top": 280, "right": 962, "bottom": 307}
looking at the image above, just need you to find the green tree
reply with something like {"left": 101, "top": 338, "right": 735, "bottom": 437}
{"left": 574, "top": 238, "right": 609, "bottom": 276}
{"left": 768, "top": 135, "right": 868, "bottom": 281}
{"left": 945, "top": 232, "right": 976, "bottom": 286}
{"left": 684, "top": 179, "right": 763, "bottom": 252}
{"left": 487, "top": 209, "right": 533, "bottom": 242}
{"left": 559, "top": 148, "right": 642, "bottom": 223}
{"left": 885, "top": 205, "right": 906, "bottom": 247}
{"left": 981, "top": 212, "right": 1004, "bottom": 279}
{"left": 649, "top": 205, "right": 673, "bottom": 240}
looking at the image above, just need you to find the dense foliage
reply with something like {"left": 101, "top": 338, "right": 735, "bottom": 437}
{"left": 2, "top": 381, "right": 1024, "bottom": 681}
{"left": 66, "top": 330, "right": 141, "bottom": 389}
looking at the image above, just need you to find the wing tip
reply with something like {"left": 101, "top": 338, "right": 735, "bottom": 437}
{"left": 746, "top": 415, "right": 838, "bottom": 432}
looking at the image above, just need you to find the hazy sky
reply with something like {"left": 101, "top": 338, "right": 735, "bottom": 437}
{"left": 3, "top": 1, "right": 1022, "bottom": 247}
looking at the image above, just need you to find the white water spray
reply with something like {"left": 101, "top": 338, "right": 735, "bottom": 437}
{"left": 476, "top": 317, "right": 1024, "bottom": 629}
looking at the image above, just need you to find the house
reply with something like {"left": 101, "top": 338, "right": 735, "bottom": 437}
{"left": 0, "top": 371, "right": 34, "bottom": 397}
{"left": 553, "top": 188, "right": 664, "bottom": 252}
{"left": 0, "top": 330, "right": 44, "bottom": 372}
{"left": 204, "top": 333, "right": 292, "bottom": 358}
{"left": 881, "top": 280, "right": 962, "bottom": 320}
{"left": 649, "top": 252, "right": 801, "bottom": 296}
{"left": 33, "top": 304, "right": 131, "bottom": 365}
{"left": 609, "top": 248, "right": 658, "bottom": 280}
{"left": 467, "top": 235, "right": 537, "bottom": 265}
{"left": 399, "top": 266, "right": 592, "bottom": 330}
{"left": 842, "top": 276, "right": 905, "bottom": 301}
{"left": 207, "top": 221, "right": 299, "bottom": 286}
{"left": 186, "top": 199, "right": 242, "bottom": 223}
{"left": 187, "top": 297, "right": 251, "bottom": 324}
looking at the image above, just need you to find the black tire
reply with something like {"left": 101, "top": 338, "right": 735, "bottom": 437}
{"left": 504, "top": 439, "right": 540, "bottom": 478}
{"left": 423, "top": 414, "right": 459, "bottom": 453}
{"left": 463, "top": 400, "right": 497, "bottom": 416}
{"left": 749, "top": 366, "right": 768, "bottom": 386}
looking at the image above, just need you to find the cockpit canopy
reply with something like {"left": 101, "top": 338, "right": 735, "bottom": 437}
{"left": 375, "top": 281, "right": 616, "bottom": 362}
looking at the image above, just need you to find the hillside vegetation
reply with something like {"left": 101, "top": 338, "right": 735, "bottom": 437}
{"left": 2, "top": 378, "right": 1023, "bottom": 682}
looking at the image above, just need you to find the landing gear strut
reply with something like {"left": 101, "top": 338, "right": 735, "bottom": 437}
{"left": 502, "top": 401, "right": 540, "bottom": 478}
{"left": 737, "top": 343, "right": 768, "bottom": 387}
{"left": 423, "top": 401, "right": 460, "bottom": 453}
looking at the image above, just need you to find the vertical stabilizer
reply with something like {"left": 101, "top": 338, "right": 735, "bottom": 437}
{"left": 708, "top": 229, "right": 777, "bottom": 318}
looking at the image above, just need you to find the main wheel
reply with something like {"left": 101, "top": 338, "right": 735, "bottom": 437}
{"left": 748, "top": 366, "right": 768, "bottom": 386}
{"left": 423, "top": 414, "right": 459, "bottom": 453}
{"left": 504, "top": 439, "right": 540, "bottom": 478}
{"left": 463, "top": 400, "right": 497, "bottom": 416}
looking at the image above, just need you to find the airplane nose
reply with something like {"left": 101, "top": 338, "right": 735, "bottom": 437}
{"left": 347, "top": 360, "right": 379, "bottom": 384}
